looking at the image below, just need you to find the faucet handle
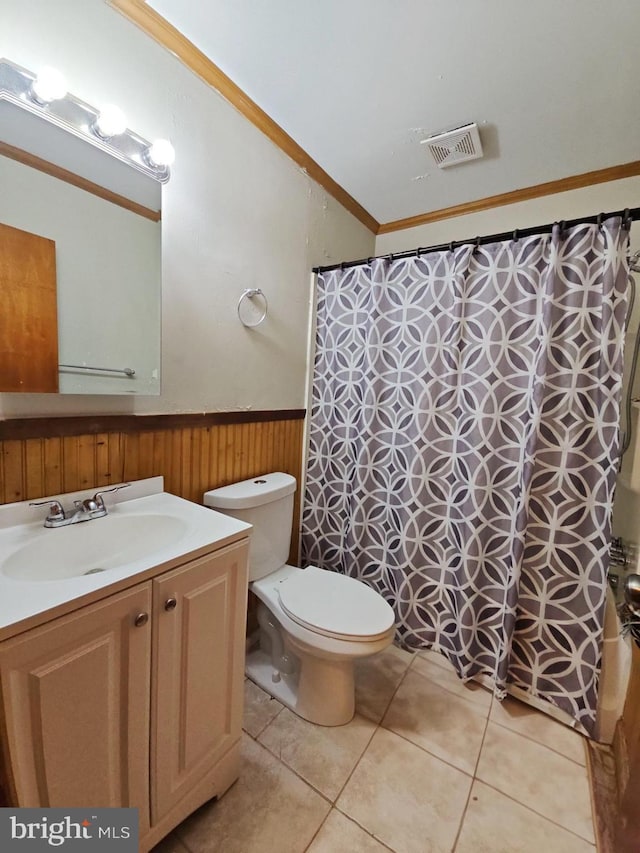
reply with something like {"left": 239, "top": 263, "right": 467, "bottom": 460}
{"left": 29, "top": 499, "right": 66, "bottom": 522}
{"left": 93, "top": 483, "right": 131, "bottom": 509}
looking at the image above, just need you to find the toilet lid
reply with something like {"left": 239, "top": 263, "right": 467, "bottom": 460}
{"left": 277, "top": 566, "right": 395, "bottom": 641}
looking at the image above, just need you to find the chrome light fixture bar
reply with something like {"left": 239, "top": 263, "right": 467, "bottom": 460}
{"left": 0, "top": 58, "right": 174, "bottom": 182}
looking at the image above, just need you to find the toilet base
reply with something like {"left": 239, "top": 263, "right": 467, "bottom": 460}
{"left": 245, "top": 645, "right": 355, "bottom": 727}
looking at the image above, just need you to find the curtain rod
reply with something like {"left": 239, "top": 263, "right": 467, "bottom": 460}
{"left": 312, "top": 206, "right": 640, "bottom": 275}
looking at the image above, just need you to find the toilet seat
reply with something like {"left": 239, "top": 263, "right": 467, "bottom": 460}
{"left": 277, "top": 565, "right": 395, "bottom": 642}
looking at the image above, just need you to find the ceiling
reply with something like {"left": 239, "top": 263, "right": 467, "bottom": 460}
{"left": 148, "top": 0, "right": 639, "bottom": 229}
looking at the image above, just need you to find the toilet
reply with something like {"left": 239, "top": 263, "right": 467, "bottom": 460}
{"left": 204, "top": 472, "right": 396, "bottom": 726}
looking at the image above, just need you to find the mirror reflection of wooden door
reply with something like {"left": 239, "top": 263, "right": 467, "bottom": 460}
{"left": 0, "top": 221, "right": 58, "bottom": 392}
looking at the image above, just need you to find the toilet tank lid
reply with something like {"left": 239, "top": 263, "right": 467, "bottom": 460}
{"left": 204, "top": 472, "right": 296, "bottom": 509}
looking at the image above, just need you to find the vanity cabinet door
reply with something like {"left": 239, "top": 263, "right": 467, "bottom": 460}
{"left": 0, "top": 583, "right": 152, "bottom": 833}
{"left": 151, "top": 541, "right": 249, "bottom": 824}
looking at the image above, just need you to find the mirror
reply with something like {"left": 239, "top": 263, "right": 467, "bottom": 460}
{"left": 0, "top": 60, "right": 164, "bottom": 395}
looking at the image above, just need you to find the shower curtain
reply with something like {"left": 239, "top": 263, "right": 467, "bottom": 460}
{"left": 302, "top": 217, "right": 630, "bottom": 735}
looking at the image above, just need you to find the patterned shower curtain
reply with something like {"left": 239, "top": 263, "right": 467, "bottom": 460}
{"left": 302, "top": 217, "right": 630, "bottom": 735}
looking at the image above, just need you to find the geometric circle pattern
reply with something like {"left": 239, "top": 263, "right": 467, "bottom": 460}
{"left": 302, "top": 217, "right": 630, "bottom": 736}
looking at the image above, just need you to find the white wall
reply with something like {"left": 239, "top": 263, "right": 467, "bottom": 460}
{"left": 0, "top": 0, "right": 375, "bottom": 417}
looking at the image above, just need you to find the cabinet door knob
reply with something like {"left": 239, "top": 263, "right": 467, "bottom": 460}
{"left": 164, "top": 597, "right": 177, "bottom": 612}
{"left": 134, "top": 612, "right": 149, "bottom": 628}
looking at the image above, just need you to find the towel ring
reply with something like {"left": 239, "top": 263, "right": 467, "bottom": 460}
{"left": 237, "top": 288, "right": 268, "bottom": 328}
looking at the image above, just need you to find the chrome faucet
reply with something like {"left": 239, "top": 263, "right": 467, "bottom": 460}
{"left": 30, "top": 484, "right": 131, "bottom": 528}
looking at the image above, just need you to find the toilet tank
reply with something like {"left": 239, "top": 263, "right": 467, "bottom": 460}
{"left": 204, "top": 472, "right": 296, "bottom": 581}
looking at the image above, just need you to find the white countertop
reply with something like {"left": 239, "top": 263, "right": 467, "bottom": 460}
{"left": 0, "top": 477, "right": 251, "bottom": 635}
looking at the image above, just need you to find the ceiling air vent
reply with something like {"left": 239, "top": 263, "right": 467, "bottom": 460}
{"left": 421, "top": 122, "right": 483, "bottom": 169}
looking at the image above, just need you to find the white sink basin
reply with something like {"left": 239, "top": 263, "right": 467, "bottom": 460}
{"left": 0, "top": 478, "right": 252, "bottom": 635}
{"left": 2, "top": 514, "right": 189, "bottom": 581}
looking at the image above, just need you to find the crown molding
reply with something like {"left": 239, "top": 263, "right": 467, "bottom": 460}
{"left": 107, "top": 0, "right": 379, "bottom": 234}
{"left": 107, "top": 2, "right": 640, "bottom": 239}
{"left": 378, "top": 161, "right": 640, "bottom": 235}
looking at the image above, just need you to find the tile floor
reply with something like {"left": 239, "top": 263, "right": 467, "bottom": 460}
{"left": 153, "top": 645, "right": 597, "bottom": 853}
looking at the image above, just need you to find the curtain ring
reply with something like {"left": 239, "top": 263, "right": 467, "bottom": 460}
{"left": 475, "top": 236, "right": 481, "bottom": 250}
{"left": 623, "top": 208, "right": 631, "bottom": 230}
{"left": 596, "top": 213, "right": 603, "bottom": 229}
{"left": 389, "top": 253, "right": 394, "bottom": 262}
{"left": 449, "top": 241, "right": 454, "bottom": 253}
{"left": 559, "top": 220, "right": 565, "bottom": 234}
{"left": 512, "top": 229, "right": 519, "bottom": 242}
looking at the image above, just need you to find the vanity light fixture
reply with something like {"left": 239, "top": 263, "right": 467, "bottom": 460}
{"left": 92, "top": 103, "right": 127, "bottom": 140}
{"left": 0, "top": 58, "right": 174, "bottom": 183}
{"left": 145, "top": 138, "right": 176, "bottom": 168}
{"left": 30, "top": 65, "right": 67, "bottom": 105}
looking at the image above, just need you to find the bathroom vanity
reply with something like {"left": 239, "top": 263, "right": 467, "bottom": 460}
{"left": 0, "top": 478, "right": 250, "bottom": 852}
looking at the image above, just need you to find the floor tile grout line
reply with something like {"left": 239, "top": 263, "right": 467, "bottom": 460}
{"left": 375, "top": 722, "right": 479, "bottom": 788}
{"left": 330, "top": 804, "right": 397, "bottom": 852}
{"left": 242, "top": 712, "right": 596, "bottom": 853}
{"left": 488, "top": 714, "right": 587, "bottom": 767}
{"left": 253, "top": 733, "right": 373, "bottom": 806}
{"left": 479, "top": 704, "right": 596, "bottom": 844}
{"left": 400, "top": 666, "right": 491, "bottom": 714}
{"left": 375, "top": 652, "right": 420, "bottom": 726}
{"left": 473, "top": 776, "right": 598, "bottom": 846}
{"left": 450, "top": 688, "right": 494, "bottom": 852}
{"left": 249, "top": 723, "right": 377, "bottom": 811}
{"left": 328, "top": 656, "right": 416, "bottom": 806}
{"left": 245, "top": 662, "right": 594, "bottom": 847}
{"left": 252, "top": 739, "right": 336, "bottom": 807}
{"left": 378, "top": 681, "right": 490, "bottom": 781}
{"left": 243, "top": 678, "right": 287, "bottom": 740}
{"left": 301, "top": 805, "right": 334, "bottom": 853}
{"left": 414, "top": 653, "right": 590, "bottom": 766}
{"left": 325, "top": 717, "right": 379, "bottom": 805}
{"left": 242, "top": 735, "right": 339, "bottom": 812}
{"left": 241, "top": 658, "right": 417, "bottom": 810}
{"left": 200, "top": 661, "right": 597, "bottom": 853}
{"left": 249, "top": 700, "right": 286, "bottom": 741}
{"left": 416, "top": 655, "right": 586, "bottom": 767}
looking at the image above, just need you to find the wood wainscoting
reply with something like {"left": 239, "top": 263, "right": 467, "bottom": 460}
{"left": 0, "top": 410, "right": 305, "bottom": 561}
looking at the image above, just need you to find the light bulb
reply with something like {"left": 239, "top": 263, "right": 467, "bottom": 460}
{"left": 93, "top": 104, "right": 127, "bottom": 139}
{"left": 146, "top": 138, "right": 175, "bottom": 168}
{"left": 31, "top": 66, "right": 67, "bottom": 104}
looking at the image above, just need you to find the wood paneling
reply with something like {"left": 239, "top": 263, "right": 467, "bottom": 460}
{"left": 0, "top": 409, "right": 306, "bottom": 440}
{"left": 0, "top": 412, "right": 305, "bottom": 561}
{"left": 0, "top": 222, "right": 58, "bottom": 393}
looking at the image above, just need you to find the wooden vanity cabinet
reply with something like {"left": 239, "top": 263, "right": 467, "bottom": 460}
{"left": 0, "top": 583, "right": 152, "bottom": 828}
{"left": 151, "top": 543, "right": 248, "bottom": 829}
{"left": 0, "top": 538, "right": 249, "bottom": 852}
